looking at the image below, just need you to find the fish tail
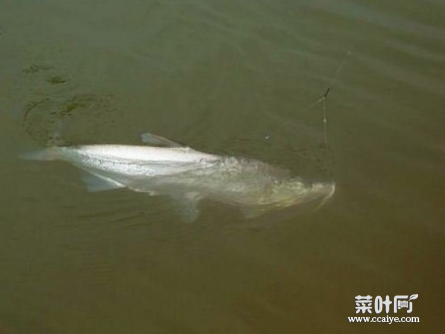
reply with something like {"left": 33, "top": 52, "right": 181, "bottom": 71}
{"left": 21, "top": 147, "right": 61, "bottom": 161}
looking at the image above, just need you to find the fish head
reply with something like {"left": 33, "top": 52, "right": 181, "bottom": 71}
{"left": 268, "top": 179, "right": 336, "bottom": 209}
{"left": 240, "top": 180, "right": 335, "bottom": 220}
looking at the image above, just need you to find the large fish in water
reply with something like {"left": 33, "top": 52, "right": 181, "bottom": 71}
{"left": 24, "top": 133, "right": 335, "bottom": 221}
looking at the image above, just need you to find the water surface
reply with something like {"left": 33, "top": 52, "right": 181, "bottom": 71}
{"left": 1, "top": 0, "right": 444, "bottom": 333}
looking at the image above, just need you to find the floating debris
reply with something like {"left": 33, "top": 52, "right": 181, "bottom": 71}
{"left": 47, "top": 76, "right": 68, "bottom": 85}
{"left": 22, "top": 64, "right": 54, "bottom": 74}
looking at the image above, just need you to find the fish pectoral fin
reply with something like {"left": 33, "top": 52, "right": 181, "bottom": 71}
{"left": 81, "top": 173, "right": 125, "bottom": 192}
{"left": 140, "top": 132, "right": 183, "bottom": 148}
{"left": 171, "top": 192, "right": 202, "bottom": 223}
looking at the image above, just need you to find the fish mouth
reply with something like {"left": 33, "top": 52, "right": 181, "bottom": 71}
{"left": 284, "top": 181, "right": 336, "bottom": 208}
{"left": 317, "top": 182, "right": 335, "bottom": 197}
{"left": 311, "top": 182, "right": 336, "bottom": 209}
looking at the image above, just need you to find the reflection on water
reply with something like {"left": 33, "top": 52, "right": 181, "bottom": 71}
{"left": 0, "top": 0, "right": 444, "bottom": 333}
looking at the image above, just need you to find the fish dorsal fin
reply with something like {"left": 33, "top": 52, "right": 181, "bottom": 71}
{"left": 140, "top": 132, "right": 183, "bottom": 148}
{"left": 171, "top": 192, "right": 202, "bottom": 222}
{"left": 81, "top": 173, "right": 125, "bottom": 192}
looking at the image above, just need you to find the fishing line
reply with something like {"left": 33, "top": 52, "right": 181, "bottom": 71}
{"left": 303, "top": 48, "right": 352, "bottom": 116}
{"left": 264, "top": 47, "right": 352, "bottom": 145}
{"left": 262, "top": 47, "right": 352, "bottom": 182}
{"left": 316, "top": 47, "right": 352, "bottom": 178}
{"left": 298, "top": 47, "right": 352, "bottom": 166}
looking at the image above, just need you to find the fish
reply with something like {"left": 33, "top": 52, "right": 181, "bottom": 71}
{"left": 23, "top": 132, "right": 335, "bottom": 222}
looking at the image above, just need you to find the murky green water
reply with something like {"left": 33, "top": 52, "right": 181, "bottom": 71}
{"left": 1, "top": 1, "right": 444, "bottom": 333}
